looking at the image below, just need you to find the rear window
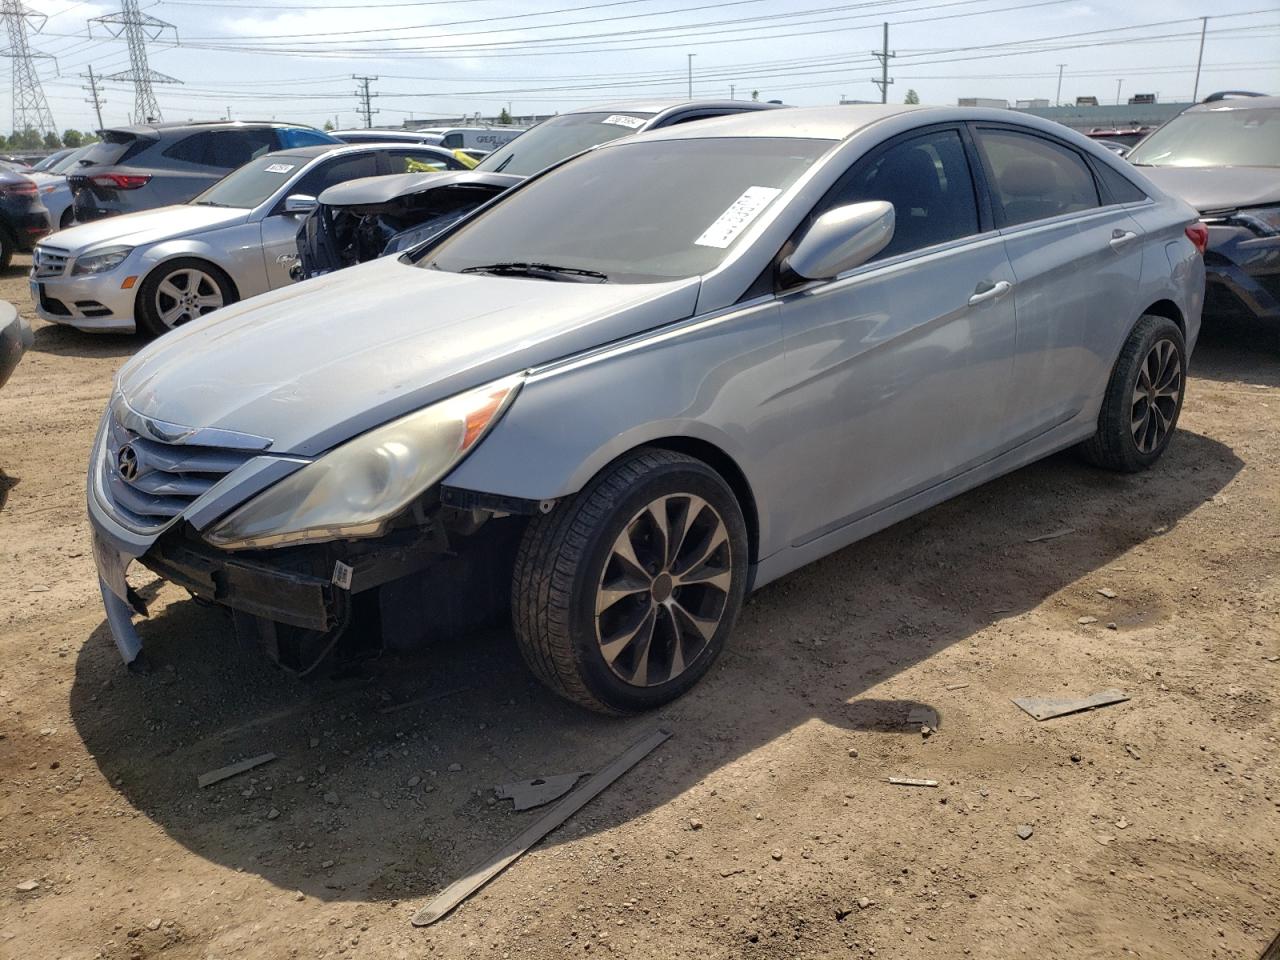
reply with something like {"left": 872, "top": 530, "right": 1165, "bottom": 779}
{"left": 475, "top": 111, "right": 655, "bottom": 177}
{"left": 79, "top": 136, "right": 146, "bottom": 167}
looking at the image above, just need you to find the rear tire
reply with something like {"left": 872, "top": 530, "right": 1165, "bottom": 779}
{"left": 512, "top": 448, "right": 748, "bottom": 714}
{"left": 136, "top": 258, "right": 236, "bottom": 337}
{"left": 1079, "top": 314, "right": 1186, "bottom": 472}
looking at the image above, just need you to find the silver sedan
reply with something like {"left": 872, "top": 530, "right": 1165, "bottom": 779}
{"left": 29, "top": 143, "right": 471, "bottom": 335}
{"left": 87, "top": 105, "right": 1204, "bottom": 712}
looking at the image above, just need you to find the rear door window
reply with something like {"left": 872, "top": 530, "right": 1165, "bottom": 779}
{"left": 976, "top": 129, "right": 1100, "bottom": 227}
{"left": 386, "top": 149, "right": 466, "bottom": 173}
{"left": 164, "top": 129, "right": 277, "bottom": 169}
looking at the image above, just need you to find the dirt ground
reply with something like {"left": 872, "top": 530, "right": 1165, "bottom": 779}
{"left": 1, "top": 251, "right": 1277, "bottom": 960}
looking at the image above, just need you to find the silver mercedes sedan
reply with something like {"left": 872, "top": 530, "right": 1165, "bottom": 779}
{"left": 87, "top": 105, "right": 1204, "bottom": 713}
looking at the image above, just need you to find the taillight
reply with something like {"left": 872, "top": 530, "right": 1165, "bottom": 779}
{"left": 0, "top": 179, "right": 39, "bottom": 198}
{"left": 89, "top": 173, "right": 151, "bottom": 190}
{"left": 1185, "top": 222, "right": 1209, "bottom": 255}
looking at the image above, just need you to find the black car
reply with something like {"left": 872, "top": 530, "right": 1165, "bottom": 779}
{"left": 68, "top": 120, "right": 339, "bottom": 222}
{"left": 0, "top": 166, "right": 52, "bottom": 269}
{"left": 1128, "top": 92, "right": 1280, "bottom": 335}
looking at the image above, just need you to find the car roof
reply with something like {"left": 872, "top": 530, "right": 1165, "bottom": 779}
{"left": 1185, "top": 93, "right": 1280, "bottom": 112}
{"left": 565, "top": 98, "right": 785, "bottom": 116}
{"left": 101, "top": 120, "right": 323, "bottom": 137}
{"left": 620, "top": 103, "right": 924, "bottom": 142}
{"left": 333, "top": 129, "right": 435, "bottom": 138}
{"left": 272, "top": 142, "right": 457, "bottom": 162}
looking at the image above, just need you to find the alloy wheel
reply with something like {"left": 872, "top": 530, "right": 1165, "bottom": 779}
{"left": 594, "top": 493, "right": 733, "bottom": 687}
{"left": 1131, "top": 338, "right": 1182, "bottom": 454}
{"left": 155, "top": 268, "right": 224, "bottom": 328}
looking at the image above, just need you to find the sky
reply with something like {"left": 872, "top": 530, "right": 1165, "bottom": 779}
{"left": 9, "top": 0, "right": 1280, "bottom": 133}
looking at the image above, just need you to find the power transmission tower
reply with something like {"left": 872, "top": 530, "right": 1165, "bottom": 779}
{"left": 870, "top": 22, "right": 895, "bottom": 104}
{"left": 354, "top": 75, "right": 379, "bottom": 128}
{"left": 1, "top": 0, "right": 58, "bottom": 138}
{"left": 90, "top": 0, "right": 179, "bottom": 123}
{"left": 83, "top": 65, "right": 105, "bottom": 131}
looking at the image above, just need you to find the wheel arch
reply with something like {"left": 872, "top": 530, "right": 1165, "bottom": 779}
{"left": 1140, "top": 298, "right": 1185, "bottom": 337}
{"left": 629, "top": 436, "right": 761, "bottom": 567}
{"left": 133, "top": 253, "right": 242, "bottom": 319}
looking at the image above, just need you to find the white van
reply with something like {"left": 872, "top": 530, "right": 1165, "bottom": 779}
{"left": 414, "top": 126, "right": 526, "bottom": 151}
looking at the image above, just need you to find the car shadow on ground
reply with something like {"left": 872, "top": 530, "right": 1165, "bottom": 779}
{"left": 67, "top": 426, "right": 1243, "bottom": 905}
{"left": 1190, "top": 319, "right": 1280, "bottom": 387}
{"left": 29, "top": 318, "right": 139, "bottom": 360}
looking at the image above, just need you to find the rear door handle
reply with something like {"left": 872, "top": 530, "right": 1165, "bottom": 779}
{"left": 1109, "top": 229, "right": 1139, "bottom": 250}
{"left": 968, "top": 279, "right": 1012, "bottom": 306}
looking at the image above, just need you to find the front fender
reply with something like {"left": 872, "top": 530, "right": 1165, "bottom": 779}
{"left": 132, "top": 236, "right": 257, "bottom": 300}
{"left": 443, "top": 298, "right": 786, "bottom": 556}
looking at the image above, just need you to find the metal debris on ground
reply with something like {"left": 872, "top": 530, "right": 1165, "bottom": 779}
{"left": 887, "top": 777, "right": 938, "bottom": 788}
{"left": 410, "top": 728, "right": 672, "bottom": 927}
{"left": 196, "top": 752, "right": 276, "bottom": 788}
{"left": 905, "top": 705, "right": 938, "bottom": 733}
{"left": 1026, "top": 527, "right": 1074, "bottom": 543}
{"left": 1124, "top": 744, "right": 1142, "bottom": 760}
{"left": 494, "top": 772, "right": 589, "bottom": 812}
{"left": 1011, "top": 690, "right": 1129, "bottom": 722}
{"left": 378, "top": 686, "right": 470, "bottom": 715}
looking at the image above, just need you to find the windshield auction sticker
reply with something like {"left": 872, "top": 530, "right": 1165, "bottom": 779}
{"left": 265, "top": 163, "right": 296, "bottom": 174}
{"left": 694, "top": 186, "right": 782, "bottom": 248}
{"left": 600, "top": 114, "right": 646, "bottom": 128}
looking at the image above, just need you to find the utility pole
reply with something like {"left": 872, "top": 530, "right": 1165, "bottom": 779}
{"left": 870, "top": 22, "right": 895, "bottom": 104}
{"left": 353, "top": 75, "right": 378, "bottom": 128}
{"left": 1115, "top": 78, "right": 1123, "bottom": 106}
{"left": 90, "top": 0, "right": 179, "bottom": 123}
{"left": 83, "top": 64, "right": 105, "bottom": 130}
{"left": 686, "top": 53, "right": 695, "bottom": 99}
{"left": 1, "top": 0, "right": 58, "bottom": 138}
{"left": 1191, "top": 16, "right": 1207, "bottom": 102}
{"left": 1054, "top": 63, "right": 1066, "bottom": 107}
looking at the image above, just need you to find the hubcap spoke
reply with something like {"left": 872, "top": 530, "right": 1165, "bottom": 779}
{"left": 595, "top": 489, "right": 734, "bottom": 689}
{"left": 1131, "top": 338, "right": 1181, "bottom": 454}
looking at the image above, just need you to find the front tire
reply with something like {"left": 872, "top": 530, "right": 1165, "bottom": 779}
{"left": 1080, "top": 314, "right": 1186, "bottom": 472}
{"left": 136, "top": 258, "right": 236, "bottom": 337}
{"left": 512, "top": 448, "right": 749, "bottom": 714}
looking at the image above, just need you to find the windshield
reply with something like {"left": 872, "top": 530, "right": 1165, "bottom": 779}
{"left": 474, "top": 111, "right": 656, "bottom": 177}
{"left": 1128, "top": 107, "right": 1280, "bottom": 167}
{"left": 427, "top": 137, "right": 831, "bottom": 283}
{"left": 50, "top": 145, "right": 95, "bottom": 174}
{"left": 191, "top": 153, "right": 309, "bottom": 208}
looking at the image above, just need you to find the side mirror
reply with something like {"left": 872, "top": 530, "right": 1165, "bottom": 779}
{"left": 283, "top": 194, "right": 318, "bottom": 215}
{"left": 783, "top": 200, "right": 895, "bottom": 282}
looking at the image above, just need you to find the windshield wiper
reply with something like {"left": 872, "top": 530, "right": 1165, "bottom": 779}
{"left": 460, "top": 261, "right": 608, "bottom": 282}
{"left": 193, "top": 200, "right": 229, "bottom": 207}
{"left": 492, "top": 155, "right": 514, "bottom": 173}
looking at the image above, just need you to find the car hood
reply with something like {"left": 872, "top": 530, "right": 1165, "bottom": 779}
{"left": 115, "top": 255, "right": 701, "bottom": 456}
{"left": 46, "top": 204, "right": 248, "bottom": 250}
{"left": 1136, "top": 165, "right": 1280, "bottom": 214}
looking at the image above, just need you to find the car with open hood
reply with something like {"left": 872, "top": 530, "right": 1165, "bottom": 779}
{"left": 296, "top": 98, "right": 786, "bottom": 279}
{"left": 1126, "top": 91, "right": 1280, "bottom": 338}
{"left": 88, "top": 105, "right": 1204, "bottom": 713}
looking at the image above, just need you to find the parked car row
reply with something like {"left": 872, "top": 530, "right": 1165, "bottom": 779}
{"left": 81, "top": 103, "right": 1205, "bottom": 715}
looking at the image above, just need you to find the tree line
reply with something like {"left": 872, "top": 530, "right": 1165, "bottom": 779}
{"left": 1, "top": 129, "right": 100, "bottom": 152}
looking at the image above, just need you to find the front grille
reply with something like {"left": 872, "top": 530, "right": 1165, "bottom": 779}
{"left": 100, "top": 407, "right": 259, "bottom": 530}
{"left": 32, "top": 245, "right": 69, "bottom": 278}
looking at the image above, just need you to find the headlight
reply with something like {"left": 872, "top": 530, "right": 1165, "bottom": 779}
{"left": 71, "top": 245, "right": 133, "bottom": 275}
{"left": 205, "top": 375, "right": 522, "bottom": 551}
{"left": 1237, "top": 206, "right": 1280, "bottom": 235}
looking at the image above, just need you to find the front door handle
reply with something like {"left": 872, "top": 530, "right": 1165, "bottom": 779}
{"left": 1109, "top": 228, "right": 1139, "bottom": 250}
{"left": 968, "top": 279, "right": 1013, "bottom": 306}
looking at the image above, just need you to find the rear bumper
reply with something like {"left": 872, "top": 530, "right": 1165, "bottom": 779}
{"left": 29, "top": 273, "right": 138, "bottom": 333}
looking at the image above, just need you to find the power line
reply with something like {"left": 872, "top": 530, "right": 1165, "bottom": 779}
{"left": 90, "top": 0, "right": 180, "bottom": 122}
{"left": 1, "top": 0, "right": 58, "bottom": 136}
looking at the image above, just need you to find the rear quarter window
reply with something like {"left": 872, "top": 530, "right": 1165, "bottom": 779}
{"left": 1094, "top": 161, "right": 1148, "bottom": 204}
